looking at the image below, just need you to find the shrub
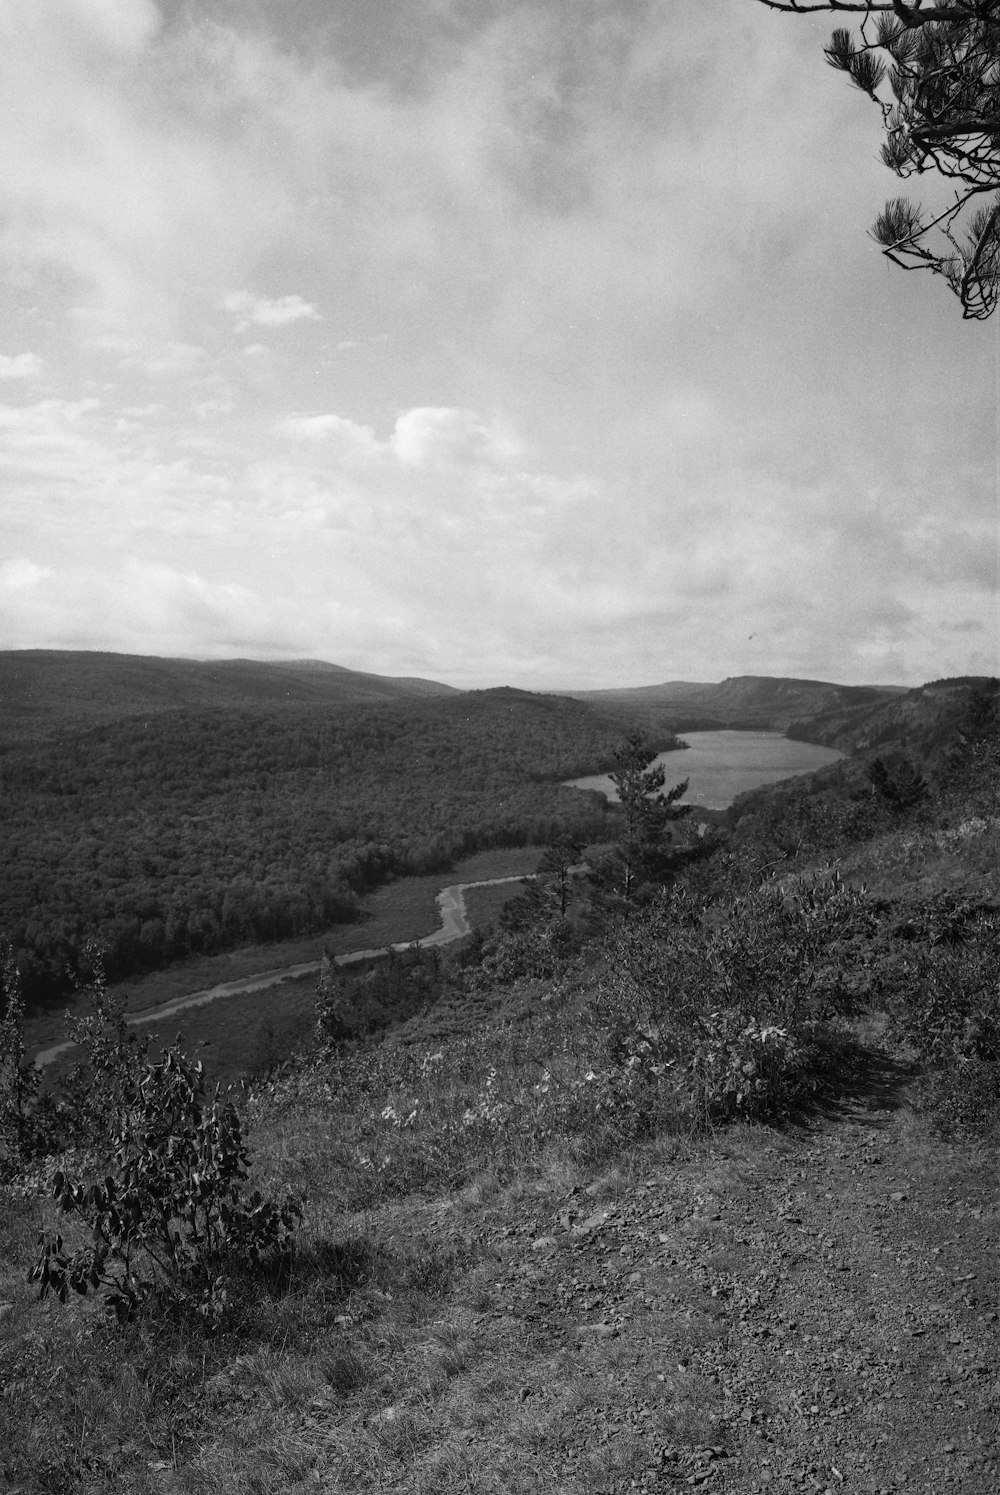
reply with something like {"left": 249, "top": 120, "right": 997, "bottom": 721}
{"left": 588, "top": 875, "right": 875, "bottom": 1125}
{"left": 877, "top": 900, "right": 1000, "bottom": 1066}
{"left": 913, "top": 1059, "right": 1000, "bottom": 1138}
{"left": 55, "top": 944, "right": 151, "bottom": 1148}
{"left": 30, "top": 1045, "right": 301, "bottom": 1328}
{"left": 0, "top": 941, "right": 41, "bottom": 1178}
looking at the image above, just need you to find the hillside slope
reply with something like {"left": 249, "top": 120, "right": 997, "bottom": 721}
{"left": 568, "top": 675, "right": 906, "bottom": 731}
{"left": 0, "top": 651, "right": 457, "bottom": 742}
{"left": 786, "top": 676, "right": 1000, "bottom": 762}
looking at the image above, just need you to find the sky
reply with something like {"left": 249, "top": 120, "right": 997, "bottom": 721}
{"left": 0, "top": 0, "right": 997, "bottom": 690}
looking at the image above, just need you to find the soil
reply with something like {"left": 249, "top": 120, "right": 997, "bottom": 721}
{"left": 428, "top": 1038, "right": 1000, "bottom": 1493}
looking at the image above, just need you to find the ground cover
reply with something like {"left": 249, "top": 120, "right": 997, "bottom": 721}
{"left": 4, "top": 1038, "right": 998, "bottom": 1494}
{"left": 2, "top": 690, "right": 997, "bottom": 1495}
{"left": 25, "top": 847, "right": 547, "bottom": 1090}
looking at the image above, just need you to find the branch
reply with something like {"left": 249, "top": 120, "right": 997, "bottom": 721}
{"left": 958, "top": 198, "right": 1000, "bottom": 311}
{"left": 755, "top": 1, "right": 997, "bottom": 19}
{"left": 913, "top": 117, "right": 1000, "bottom": 140}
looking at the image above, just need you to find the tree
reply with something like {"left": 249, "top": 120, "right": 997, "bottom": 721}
{"left": 756, "top": 1, "right": 1000, "bottom": 317}
{"left": 869, "top": 753, "right": 930, "bottom": 807}
{"left": 313, "top": 951, "right": 351, "bottom": 1046}
{"left": 602, "top": 734, "right": 690, "bottom": 903}
{"left": 538, "top": 835, "right": 584, "bottom": 917}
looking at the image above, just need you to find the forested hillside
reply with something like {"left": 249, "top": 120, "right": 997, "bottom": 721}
{"left": 785, "top": 676, "right": 999, "bottom": 758}
{"left": 0, "top": 651, "right": 456, "bottom": 742}
{"left": 568, "top": 674, "right": 906, "bottom": 732}
{"left": 0, "top": 682, "right": 679, "bottom": 1004}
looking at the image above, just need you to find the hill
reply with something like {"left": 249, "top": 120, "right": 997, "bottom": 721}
{"left": 2, "top": 674, "right": 998, "bottom": 1495}
{"left": 0, "top": 650, "right": 457, "bottom": 743}
{"left": 786, "top": 675, "right": 1000, "bottom": 762}
{"left": 0, "top": 676, "right": 671, "bottom": 1003}
{"left": 566, "top": 674, "right": 907, "bottom": 731}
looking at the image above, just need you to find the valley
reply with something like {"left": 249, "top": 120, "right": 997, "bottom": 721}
{"left": 1, "top": 652, "right": 999, "bottom": 1495}
{"left": 31, "top": 863, "right": 541, "bottom": 1075}
{"left": 564, "top": 729, "right": 845, "bottom": 811}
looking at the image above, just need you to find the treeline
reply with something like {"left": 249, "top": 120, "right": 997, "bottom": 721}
{"left": 0, "top": 690, "right": 675, "bottom": 1004}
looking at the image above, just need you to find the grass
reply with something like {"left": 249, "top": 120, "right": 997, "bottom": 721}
{"left": 0, "top": 1112, "right": 728, "bottom": 1495}
{"left": 459, "top": 877, "right": 534, "bottom": 932}
{"left": 27, "top": 847, "right": 547, "bottom": 1090}
{"left": 4, "top": 754, "right": 998, "bottom": 1494}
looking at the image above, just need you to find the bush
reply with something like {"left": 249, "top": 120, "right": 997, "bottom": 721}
{"left": 877, "top": 899, "right": 1000, "bottom": 1066}
{"left": 53, "top": 944, "right": 151, "bottom": 1149}
{"left": 913, "top": 1059, "right": 1000, "bottom": 1138}
{"left": 588, "top": 874, "right": 876, "bottom": 1125}
{"left": 30, "top": 1045, "right": 301, "bottom": 1328}
{"left": 0, "top": 941, "right": 41, "bottom": 1178}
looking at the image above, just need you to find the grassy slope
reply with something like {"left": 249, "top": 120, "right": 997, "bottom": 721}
{"left": 27, "top": 846, "right": 546, "bottom": 1089}
{"left": 3, "top": 691, "right": 999, "bottom": 1495}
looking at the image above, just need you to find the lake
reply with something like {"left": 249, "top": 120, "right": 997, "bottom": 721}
{"left": 564, "top": 730, "right": 844, "bottom": 811}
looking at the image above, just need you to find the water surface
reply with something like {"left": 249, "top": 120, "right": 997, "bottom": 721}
{"left": 565, "top": 730, "right": 843, "bottom": 811}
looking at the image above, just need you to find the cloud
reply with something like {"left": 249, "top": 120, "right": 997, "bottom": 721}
{"left": 2, "top": 557, "right": 53, "bottom": 590}
{"left": 222, "top": 291, "right": 321, "bottom": 331}
{"left": 0, "top": 352, "right": 42, "bottom": 380}
{"left": 0, "top": 2, "right": 992, "bottom": 688}
{"left": 128, "top": 341, "right": 208, "bottom": 375}
{"left": 276, "top": 412, "right": 380, "bottom": 461}
{"left": 390, "top": 408, "right": 521, "bottom": 469}
{"left": 62, "top": 0, "right": 160, "bottom": 54}
{"left": 0, "top": 397, "right": 100, "bottom": 458}
{"left": 0, "top": 557, "right": 312, "bottom": 657}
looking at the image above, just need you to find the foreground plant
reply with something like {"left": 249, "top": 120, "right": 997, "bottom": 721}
{"left": 0, "top": 941, "right": 40, "bottom": 1178}
{"left": 30, "top": 1045, "right": 301, "bottom": 1327}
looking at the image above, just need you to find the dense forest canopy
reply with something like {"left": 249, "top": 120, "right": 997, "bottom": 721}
{"left": 0, "top": 684, "right": 681, "bottom": 1003}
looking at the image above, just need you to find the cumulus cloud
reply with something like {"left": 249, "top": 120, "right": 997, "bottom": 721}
{"left": 0, "top": 0, "right": 992, "bottom": 687}
{"left": 0, "top": 352, "right": 42, "bottom": 380}
{"left": 390, "top": 408, "right": 521, "bottom": 469}
{"left": 276, "top": 412, "right": 380, "bottom": 462}
{"left": 222, "top": 291, "right": 321, "bottom": 331}
{"left": 2, "top": 557, "right": 53, "bottom": 590}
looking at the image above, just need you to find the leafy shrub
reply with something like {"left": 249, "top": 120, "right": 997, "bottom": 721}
{"left": 877, "top": 901, "right": 1000, "bottom": 1066}
{"left": 587, "top": 875, "right": 876, "bottom": 1124}
{"left": 467, "top": 918, "right": 581, "bottom": 989}
{"left": 53, "top": 944, "right": 151, "bottom": 1149}
{"left": 30, "top": 1045, "right": 301, "bottom": 1327}
{"left": 681, "top": 1012, "right": 808, "bottom": 1122}
{"left": 913, "top": 1059, "right": 1000, "bottom": 1138}
{"left": 0, "top": 941, "right": 41, "bottom": 1178}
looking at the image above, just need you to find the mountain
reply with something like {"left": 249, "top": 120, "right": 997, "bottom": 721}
{"left": 785, "top": 675, "right": 1000, "bottom": 763}
{"left": 565, "top": 675, "right": 908, "bottom": 732}
{"left": 0, "top": 651, "right": 457, "bottom": 741}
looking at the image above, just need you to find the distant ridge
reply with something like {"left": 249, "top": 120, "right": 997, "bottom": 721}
{"left": 786, "top": 675, "right": 999, "bottom": 759}
{"left": 0, "top": 650, "right": 457, "bottom": 740}
{"left": 565, "top": 675, "right": 908, "bottom": 732}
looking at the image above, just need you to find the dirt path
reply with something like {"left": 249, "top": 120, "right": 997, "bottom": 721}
{"left": 32, "top": 874, "right": 532, "bottom": 1070}
{"left": 423, "top": 1044, "right": 1000, "bottom": 1492}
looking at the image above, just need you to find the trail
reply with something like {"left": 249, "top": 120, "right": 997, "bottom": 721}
{"left": 420, "top": 1043, "right": 1000, "bottom": 1492}
{"left": 33, "top": 873, "right": 532, "bottom": 1070}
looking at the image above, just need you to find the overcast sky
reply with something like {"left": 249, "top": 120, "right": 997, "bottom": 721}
{"left": 0, "top": 0, "right": 996, "bottom": 689}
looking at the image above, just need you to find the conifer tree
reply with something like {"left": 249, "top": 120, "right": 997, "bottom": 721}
{"left": 756, "top": 0, "right": 1000, "bottom": 317}
{"left": 603, "top": 734, "right": 689, "bottom": 903}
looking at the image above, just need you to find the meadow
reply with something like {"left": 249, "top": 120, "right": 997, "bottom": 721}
{"left": 27, "top": 846, "right": 547, "bottom": 1091}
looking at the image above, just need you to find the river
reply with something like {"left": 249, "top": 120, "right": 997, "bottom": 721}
{"left": 33, "top": 734, "right": 843, "bottom": 1069}
{"left": 564, "top": 729, "right": 844, "bottom": 810}
{"left": 32, "top": 874, "right": 531, "bottom": 1070}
